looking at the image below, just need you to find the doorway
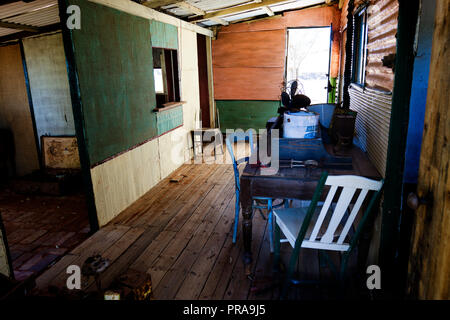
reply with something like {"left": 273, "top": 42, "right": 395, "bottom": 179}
{"left": 197, "top": 33, "right": 211, "bottom": 128}
{"left": 0, "top": 34, "right": 92, "bottom": 283}
{"left": 286, "top": 27, "right": 332, "bottom": 104}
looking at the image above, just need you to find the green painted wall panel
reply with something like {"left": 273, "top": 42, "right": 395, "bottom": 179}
{"left": 156, "top": 105, "right": 183, "bottom": 135}
{"left": 69, "top": 0, "right": 157, "bottom": 165}
{"left": 150, "top": 20, "right": 178, "bottom": 50}
{"left": 216, "top": 100, "right": 279, "bottom": 132}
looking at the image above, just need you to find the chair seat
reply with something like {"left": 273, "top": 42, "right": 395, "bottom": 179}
{"left": 273, "top": 206, "right": 348, "bottom": 250}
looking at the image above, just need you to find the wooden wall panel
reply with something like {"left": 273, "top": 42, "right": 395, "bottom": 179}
{"left": 213, "top": 67, "right": 284, "bottom": 101}
{"left": 89, "top": 22, "right": 201, "bottom": 226}
{"left": 212, "top": 5, "right": 341, "bottom": 101}
{"left": 0, "top": 44, "right": 40, "bottom": 176}
{"left": 22, "top": 33, "right": 75, "bottom": 144}
{"left": 213, "top": 30, "right": 285, "bottom": 68}
{"left": 70, "top": 0, "right": 157, "bottom": 166}
{"left": 90, "top": 138, "right": 161, "bottom": 227}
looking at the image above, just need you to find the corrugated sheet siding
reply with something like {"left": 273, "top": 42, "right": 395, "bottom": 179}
{"left": 350, "top": 84, "right": 392, "bottom": 176}
{"left": 339, "top": 0, "right": 398, "bottom": 177}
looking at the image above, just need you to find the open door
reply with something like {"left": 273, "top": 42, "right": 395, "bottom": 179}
{"left": 286, "top": 26, "right": 332, "bottom": 104}
{"left": 407, "top": 0, "right": 449, "bottom": 299}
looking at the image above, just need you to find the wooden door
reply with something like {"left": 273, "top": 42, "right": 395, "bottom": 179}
{"left": 407, "top": 0, "right": 449, "bottom": 299}
{"left": 197, "top": 34, "right": 211, "bottom": 128}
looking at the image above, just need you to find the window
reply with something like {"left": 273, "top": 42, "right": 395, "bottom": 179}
{"left": 352, "top": 7, "right": 368, "bottom": 85}
{"left": 152, "top": 47, "right": 180, "bottom": 107}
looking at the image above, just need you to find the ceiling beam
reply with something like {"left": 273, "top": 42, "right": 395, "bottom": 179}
{"left": 209, "top": 17, "right": 229, "bottom": 26}
{"left": 0, "top": 20, "right": 40, "bottom": 32}
{"left": 189, "top": 0, "right": 292, "bottom": 22}
{"left": 0, "top": 22, "right": 60, "bottom": 44}
{"left": 141, "top": 0, "right": 181, "bottom": 9}
{"left": 176, "top": 1, "right": 205, "bottom": 16}
{"left": 261, "top": 6, "right": 275, "bottom": 16}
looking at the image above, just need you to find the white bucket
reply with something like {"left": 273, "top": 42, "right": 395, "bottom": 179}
{"left": 283, "top": 111, "right": 319, "bottom": 139}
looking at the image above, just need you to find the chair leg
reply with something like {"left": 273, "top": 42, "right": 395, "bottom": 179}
{"left": 268, "top": 199, "right": 274, "bottom": 253}
{"left": 273, "top": 223, "right": 281, "bottom": 272}
{"left": 232, "top": 191, "right": 240, "bottom": 243}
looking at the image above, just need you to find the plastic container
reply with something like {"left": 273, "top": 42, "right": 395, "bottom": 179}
{"left": 283, "top": 111, "right": 319, "bottom": 139}
{"left": 307, "top": 104, "right": 336, "bottom": 129}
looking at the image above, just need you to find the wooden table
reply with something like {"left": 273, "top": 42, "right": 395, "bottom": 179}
{"left": 239, "top": 145, "right": 381, "bottom": 274}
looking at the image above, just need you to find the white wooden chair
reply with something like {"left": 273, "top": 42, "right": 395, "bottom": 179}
{"left": 273, "top": 171, "right": 383, "bottom": 297}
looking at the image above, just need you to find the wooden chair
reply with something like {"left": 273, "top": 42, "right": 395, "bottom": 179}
{"left": 273, "top": 171, "right": 383, "bottom": 297}
{"left": 225, "top": 131, "right": 286, "bottom": 248}
{"left": 191, "top": 128, "right": 224, "bottom": 160}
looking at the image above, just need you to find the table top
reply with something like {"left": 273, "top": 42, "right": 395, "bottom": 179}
{"left": 242, "top": 145, "right": 381, "bottom": 181}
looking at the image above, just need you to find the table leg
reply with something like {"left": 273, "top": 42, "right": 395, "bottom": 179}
{"left": 240, "top": 177, "right": 253, "bottom": 275}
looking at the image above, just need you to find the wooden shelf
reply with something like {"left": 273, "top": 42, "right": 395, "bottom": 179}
{"left": 153, "top": 101, "right": 186, "bottom": 112}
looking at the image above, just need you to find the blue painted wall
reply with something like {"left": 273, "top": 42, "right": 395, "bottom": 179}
{"left": 403, "top": 0, "right": 436, "bottom": 183}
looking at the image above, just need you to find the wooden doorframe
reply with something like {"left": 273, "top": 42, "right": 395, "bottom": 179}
{"left": 407, "top": 0, "right": 449, "bottom": 299}
{"left": 197, "top": 33, "right": 212, "bottom": 128}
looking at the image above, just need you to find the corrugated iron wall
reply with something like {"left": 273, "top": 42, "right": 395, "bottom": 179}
{"left": 340, "top": 0, "right": 398, "bottom": 176}
{"left": 349, "top": 84, "right": 392, "bottom": 175}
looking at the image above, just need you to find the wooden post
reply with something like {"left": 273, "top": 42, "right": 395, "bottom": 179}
{"left": 58, "top": 0, "right": 99, "bottom": 232}
{"left": 379, "top": 0, "right": 420, "bottom": 293}
{"left": 407, "top": 0, "right": 450, "bottom": 299}
{"left": 342, "top": 0, "right": 354, "bottom": 110}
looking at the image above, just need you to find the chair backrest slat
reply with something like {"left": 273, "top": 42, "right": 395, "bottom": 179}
{"left": 309, "top": 185, "right": 338, "bottom": 241}
{"left": 337, "top": 189, "right": 368, "bottom": 244}
{"left": 320, "top": 186, "right": 356, "bottom": 243}
{"left": 305, "top": 175, "right": 383, "bottom": 249}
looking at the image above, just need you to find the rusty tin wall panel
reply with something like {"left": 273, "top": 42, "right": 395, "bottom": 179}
{"left": 365, "top": 0, "right": 399, "bottom": 92}
{"left": 340, "top": 0, "right": 399, "bottom": 92}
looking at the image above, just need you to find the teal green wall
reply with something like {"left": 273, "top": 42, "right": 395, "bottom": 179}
{"left": 150, "top": 20, "right": 178, "bottom": 49}
{"left": 156, "top": 105, "right": 183, "bottom": 135}
{"left": 70, "top": 0, "right": 157, "bottom": 165}
{"left": 216, "top": 100, "right": 279, "bottom": 132}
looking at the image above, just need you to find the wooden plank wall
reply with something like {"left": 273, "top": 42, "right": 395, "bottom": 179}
{"left": 213, "top": 5, "right": 341, "bottom": 101}
{"left": 0, "top": 44, "right": 40, "bottom": 176}
{"left": 22, "top": 33, "right": 75, "bottom": 144}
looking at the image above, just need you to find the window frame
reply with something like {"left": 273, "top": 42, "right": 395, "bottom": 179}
{"left": 352, "top": 5, "right": 369, "bottom": 87}
{"left": 152, "top": 47, "right": 180, "bottom": 107}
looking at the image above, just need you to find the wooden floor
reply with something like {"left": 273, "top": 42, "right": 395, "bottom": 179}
{"left": 0, "top": 188, "right": 90, "bottom": 282}
{"left": 34, "top": 161, "right": 367, "bottom": 300}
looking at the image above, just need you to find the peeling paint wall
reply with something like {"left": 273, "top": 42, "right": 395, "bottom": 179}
{"left": 22, "top": 33, "right": 75, "bottom": 144}
{"left": 82, "top": 1, "right": 205, "bottom": 227}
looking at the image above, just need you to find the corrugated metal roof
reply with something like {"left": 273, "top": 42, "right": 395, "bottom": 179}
{"left": 0, "top": 0, "right": 58, "bottom": 40}
{"left": 0, "top": 0, "right": 57, "bottom": 20}
{"left": 3, "top": 4, "right": 59, "bottom": 27}
{"left": 161, "top": 0, "right": 327, "bottom": 26}
{"left": 0, "top": 26, "right": 20, "bottom": 37}
{"left": 0, "top": 0, "right": 328, "bottom": 38}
